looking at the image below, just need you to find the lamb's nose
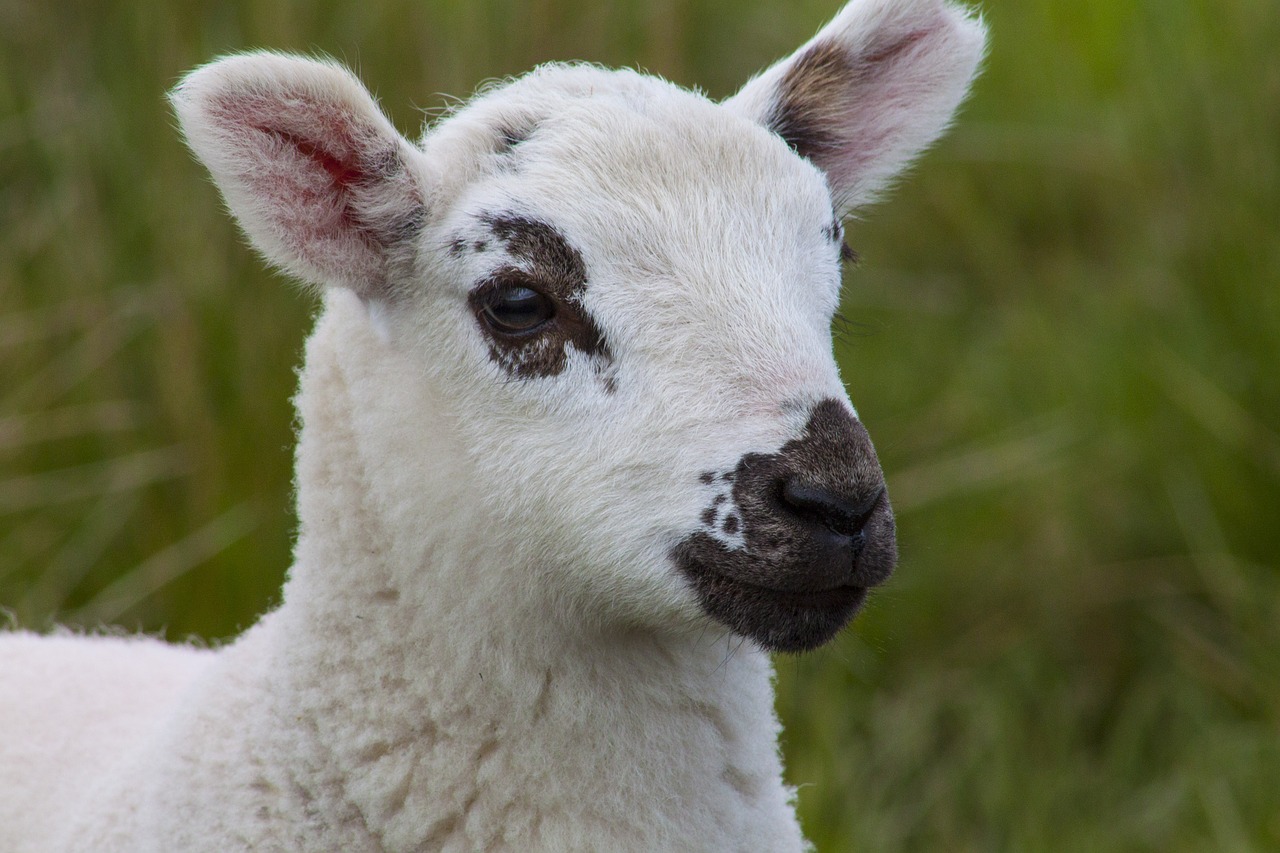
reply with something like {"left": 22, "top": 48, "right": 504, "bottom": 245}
{"left": 779, "top": 478, "right": 883, "bottom": 556}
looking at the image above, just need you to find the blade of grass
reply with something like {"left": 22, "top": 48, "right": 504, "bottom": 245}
{"left": 18, "top": 492, "right": 141, "bottom": 620}
{"left": 0, "top": 297, "right": 112, "bottom": 350}
{"left": 1, "top": 298, "right": 149, "bottom": 413}
{"left": 62, "top": 502, "right": 258, "bottom": 626}
{"left": 0, "top": 400, "right": 138, "bottom": 451}
{"left": 0, "top": 446, "right": 188, "bottom": 514}
{"left": 890, "top": 420, "right": 1075, "bottom": 513}
{"left": 1152, "top": 345, "right": 1280, "bottom": 480}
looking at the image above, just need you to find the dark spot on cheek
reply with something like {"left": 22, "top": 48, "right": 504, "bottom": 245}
{"left": 722, "top": 515, "right": 740, "bottom": 535}
{"left": 699, "top": 472, "right": 716, "bottom": 485}
{"left": 449, "top": 237, "right": 467, "bottom": 257}
{"left": 721, "top": 472, "right": 735, "bottom": 484}
{"left": 701, "top": 508, "right": 717, "bottom": 527}
{"left": 712, "top": 494, "right": 726, "bottom": 507}
{"left": 474, "top": 240, "right": 488, "bottom": 252}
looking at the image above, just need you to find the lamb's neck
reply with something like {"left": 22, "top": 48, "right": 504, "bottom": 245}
{"left": 274, "top": 597, "right": 796, "bottom": 848}
{"left": 259, "top": 297, "right": 803, "bottom": 849}
{"left": 281, "top": 510, "right": 798, "bottom": 849}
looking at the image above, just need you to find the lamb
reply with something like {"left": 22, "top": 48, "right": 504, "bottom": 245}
{"left": 0, "top": 0, "right": 984, "bottom": 849}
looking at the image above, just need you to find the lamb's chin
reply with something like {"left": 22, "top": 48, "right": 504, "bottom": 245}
{"left": 672, "top": 537, "right": 869, "bottom": 653}
{"left": 705, "top": 575, "right": 869, "bottom": 653}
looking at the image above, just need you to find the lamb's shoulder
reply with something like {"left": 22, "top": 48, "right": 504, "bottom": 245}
{"left": 35, "top": 619, "right": 378, "bottom": 853}
{"left": 0, "top": 630, "right": 215, "bottom": 851}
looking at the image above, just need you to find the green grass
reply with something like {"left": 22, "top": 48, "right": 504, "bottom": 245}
{"left": 2, "top": 0, "right": 1277, "bottom": 849}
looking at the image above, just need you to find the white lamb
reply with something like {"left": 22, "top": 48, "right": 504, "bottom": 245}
{"left": 0, "top": 0, "right": 984, "bottom": 849}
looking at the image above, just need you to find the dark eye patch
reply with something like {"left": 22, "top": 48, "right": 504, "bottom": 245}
{"left": 466, "top": 212, "right": 615, "bottom": 389}
{"left": 479, "top": 212, "right": 586, "bottom": 286}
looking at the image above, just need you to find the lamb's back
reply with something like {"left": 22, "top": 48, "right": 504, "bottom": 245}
{"left": 0, "top": 631, "right": 214, "bottom": 851}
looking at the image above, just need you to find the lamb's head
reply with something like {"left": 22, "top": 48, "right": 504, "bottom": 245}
{"left": 172, "top": 0, "right": 985, "bottom": 653}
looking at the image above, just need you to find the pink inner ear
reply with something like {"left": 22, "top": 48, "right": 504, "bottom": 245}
{"left": 208, "top": 89, "right": 375, "bottom": 192}
{"left": 200, "top": 90, "right": 394, "bottom": 286}
{"left": 273, "top": 130, "right": 369, "bottom": 190}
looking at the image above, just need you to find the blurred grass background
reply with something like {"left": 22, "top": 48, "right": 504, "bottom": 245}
{"left": 2, "top": 0, "right": 1277, "bottom": 848}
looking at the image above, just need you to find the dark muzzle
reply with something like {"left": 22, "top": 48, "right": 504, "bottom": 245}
{"left": 673, "top": 398, "right": 897, "bottom": 652}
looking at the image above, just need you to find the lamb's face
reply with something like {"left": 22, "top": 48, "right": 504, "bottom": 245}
{"left": 384, "top": 70, "right": 893, "bottom": 651}
{"left": 172, "top": 0, "right": 985, "bottom": 652}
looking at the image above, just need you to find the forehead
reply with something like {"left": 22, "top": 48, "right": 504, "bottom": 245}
{"left": 431, "top": 65, "right": 836, "bottom": 259}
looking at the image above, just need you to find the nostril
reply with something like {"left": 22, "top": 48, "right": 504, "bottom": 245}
{"left": 780, "top": 478, "right": 883, "bottom": 539}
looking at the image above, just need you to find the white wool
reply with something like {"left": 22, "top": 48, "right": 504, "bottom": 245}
{"left": 0, "top": 2, "right": 985, "bottom": 850}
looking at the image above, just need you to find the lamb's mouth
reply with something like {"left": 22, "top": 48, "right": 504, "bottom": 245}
{"left": 672, "top": 537, "right": 870, "bottom": 653}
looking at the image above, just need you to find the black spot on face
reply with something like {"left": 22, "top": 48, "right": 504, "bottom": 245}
{"left": 699, "top": 471, "right": 716, "bottom": 485}
{"left": 473, "top": 240, "right": 488, "bottom": 253}
{"left": 673, "top": 399, "right": 896, "bottom": 652}
{"left": 470, "top": 212, "right": 613, "bottom": 388}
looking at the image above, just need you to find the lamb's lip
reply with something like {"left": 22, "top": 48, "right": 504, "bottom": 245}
{"left": 698, "top": 568, "right": 868, "bottom": 610}
{"left": 680, "top": 560, "right": 870, "bottom": 653}
{"left": 670, "top": 530, "right": 875, "bottom": 651}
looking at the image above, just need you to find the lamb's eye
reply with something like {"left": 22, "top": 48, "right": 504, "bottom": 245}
{"left": 478, "top": 285, "right": 555, "bottom": 335}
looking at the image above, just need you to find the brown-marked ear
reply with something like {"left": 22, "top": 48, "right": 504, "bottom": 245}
{"left": 725, "top": 0, "right": 986, "bottom": 216}
{"left": 170, "top": 52, "right": 432, "bottom": 296}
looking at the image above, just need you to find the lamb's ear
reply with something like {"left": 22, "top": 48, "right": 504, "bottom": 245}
{"left": 170, "top": 52, "right": 430, "bottom": 296}
{"left": 725, "top": 0, "right": 986, "bottom": 216}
